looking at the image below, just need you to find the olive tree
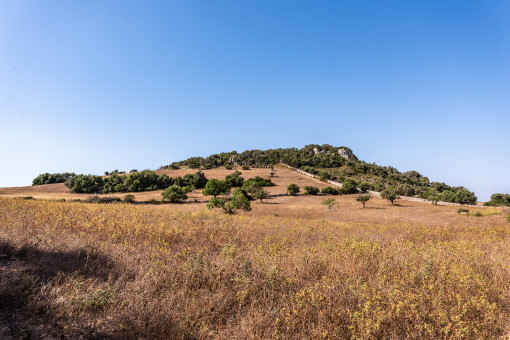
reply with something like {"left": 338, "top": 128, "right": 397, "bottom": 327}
{"left": 322, "top": 198, "right": 339, "bottom": 219}
{"left": 356, "top": 194, "right": 371, "bottom": 208}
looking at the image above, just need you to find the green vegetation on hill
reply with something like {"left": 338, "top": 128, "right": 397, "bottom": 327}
{"left": 32, "top": 172, "right": 76, "bottom": 185}
{"left": 162, "top": 144, "right": 477, "bottom": 204}
{"left": 64, "top": 170, "right": 207, "bottom": 194}
{"left": 484, "top": 193, "right": 510, "bottom": 206}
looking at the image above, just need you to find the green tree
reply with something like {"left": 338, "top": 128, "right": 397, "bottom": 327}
{"left": 207, "top": 189, "right": 251, "bottom": 214}
{"left": 161, "top": 185, "right": 192, "bottom": 202}
{"left": 322, "top": 198, "right": 339, "bottom": 219}
{"left": 356, "top": 194, "right": 371, "bottom": 208}
{"left": 225, "top": 170, "right": 244, "bottom": 187}
{"left": 304, "top": 186, "right": 319, "bottom": 195}
{"left": 381, "top": 187, "right": 399, "bottom": 205}
{"left": 359, "top": 182, "right": 371, "bottom": 193}
{"left": 202, "top": 179, "right": 231, "bottom": 197}
{"left": 287, "top": 184, "right": 300, "bottom": 196}
{"left": 251, "top": 187, "right": 269, "bottom": 203}
{"left": 321, "top": 186, "right": 339, "bottom": 195}
{"left": 341, "top": 179, "right": 358, "bottom": 194}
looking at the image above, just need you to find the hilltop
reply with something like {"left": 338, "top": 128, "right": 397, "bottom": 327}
{"left": 162, "top": 144, "right": 478, "bottom": 205}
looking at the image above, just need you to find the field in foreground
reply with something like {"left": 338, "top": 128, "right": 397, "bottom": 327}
{"left": 1, "top": 197, "right": 509, "bottom": 339}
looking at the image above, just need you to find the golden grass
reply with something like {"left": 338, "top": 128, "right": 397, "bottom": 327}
{"left": 1, "top": 197, "right": 509, "bottom": 339}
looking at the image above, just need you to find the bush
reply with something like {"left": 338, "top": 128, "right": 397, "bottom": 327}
{"left": 123, "top": 194, "right": 136, "bottom": 203}
{"left": 359, "top": 182, "right": 371, "bottom": 193}
{"left": 242, "top": 177, "right": 273, "bottom": 188}
{"left": 224, "top": 164, "right": 233, "bottom": 170}
{"left": 207, "top": 189, "right": 251, "bottom": 214}
{"left": 457, "top": 208, "right": 469, "bottom": 213}
{"left": 381, "top": 186, "right": 399, "bottom": 205}
{"left": 65, "top": 175, "right": 104, "bottom": 194}
{"left": 287, "top": 184, "right": 300, "bottom": 196}
{"left": 88, "top": 196, "right": 121, "bottom": 204}
{"left": 251, "top": 187, "right": 269, "bottom": 203}
{"left": 225, "top": 171, "right": 245, "bottom": 187}
{"left": 161, "top": 185, "right": 192, "bottom": 202}
{"left": 340, "top": 179, "right": 358, "bottom": 194}
{"left": 148, "top": 198, "right": 160, "bottom": 205}
{"left": 321, "top": 187, "right": 339, "bottom": 195}
{"left": 242, "top": 165, "right": 250, "bottom": 170}
{"left": 32, "top": 172, "right": 76, "bottom": 186}
{"left": 356, "top": 194, "right": 371, "bottom": 208}
{"left": 472, "top": 211, "right": 483, "bottom": 217}
{"left": 304, "top": 186, "right": 319, "bottom": 195}
{"left": 507, "top": 213, "right": 510, "bottom": 223}
{"left": 203, "top": 179, "right": 231, "bottom": 197}
{"left": 487, "top": 193, "right": 510, "bottom": 206}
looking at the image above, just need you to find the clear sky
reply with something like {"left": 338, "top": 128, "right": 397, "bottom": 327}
{"left": 1, "top": 1, "right": 509, "bottom": 201}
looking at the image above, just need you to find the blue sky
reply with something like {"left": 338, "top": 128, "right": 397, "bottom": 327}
{"left": 1, "top": 1, "right": 509, "bottom": 201}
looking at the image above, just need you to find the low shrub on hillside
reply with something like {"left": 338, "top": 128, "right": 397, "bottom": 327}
{"left": 304, "top": 186, "right": 319, "bottom": 195}
{"left": 321, "top": 186, "right": 339, "bottom": 195}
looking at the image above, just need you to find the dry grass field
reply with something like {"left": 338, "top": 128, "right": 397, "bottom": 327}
{"left": 1, "top": 167, "right": 510, "bottom": 339}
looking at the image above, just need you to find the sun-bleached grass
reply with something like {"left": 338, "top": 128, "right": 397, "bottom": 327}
{"left": 1, "top": 197, "right": 509, "bottom": 339}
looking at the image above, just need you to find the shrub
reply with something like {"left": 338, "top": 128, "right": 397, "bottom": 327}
{"left": 356, "top": 194, "right": 371, "bottom": 208}
{"left": 321, "top": 187, "right": 339, "bottom": 195}
{"left": 203, "top": 179, "right": 231, "bottom": 197}
{"left": 322, "top": 198, "right": 339, "bottom": 219}
{"left": 207, "top": 189, "right": 251, "bottom": 214}
{"left": 304, "top": 186, "right": 319, "bottom": 195}
{"left": 32, "top": 172, "right": 76, "bottom": 185}
{"left": 457, "top": 208, "right": 469, "bottom": 213}
{"left": 224, "top": 164, "right": 233, "bottom": 170}
{"left": 507, "top": 213, "right": 510, "bottom": 223}
{"left": 225, "top": 171, "right": 244, "bottom": 187}
{"left": 472, "top": 211, "right": 483, "bottom": 217}
{"left": 182, "top": 170, "right": 208, "bottom": 189}
{"left": 148, "top": 198, "right": 160, "bottom": 205}
{"left": 359, "top": 182, "right": 371, "bottom": 193}
{"left": 287, "top": 184, "right": 300, "bottom": 196}
{"left": 242, "top": 165, "right": 250, "bottom": 170}
{"left": 65, "top": 175, "right": 104, "bottom": 194}
{"left": 340, "top": 179, "right": 358, "bottom": 194}
{"left": 161, "top": 185, "right": 192, "bottom": 202}
{"left": 130, "top": 169, "right": 138, "bottom": 173}
{"left": 487, "top": 193, "right": 510, "bottom": 206}
{"left": 123, "top": 194, "right": 136, "bottom": 203}
{"left": 381, "top": 186, "right": 399, "bottom": 205}
{"left": 251, "top": 187, "right": 269, "bottom": 203}
{"left": 242, "top": 177, "right": 273, "bottom": 188}
{"left": 319, "top": 171, "right": 331, "bottom": 181}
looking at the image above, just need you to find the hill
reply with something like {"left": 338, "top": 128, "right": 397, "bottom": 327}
{"left": 162, "top": 144, "right": 478, "bottom": 204}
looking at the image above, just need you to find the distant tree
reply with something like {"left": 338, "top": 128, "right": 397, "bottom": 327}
{"left": 304, "top": 186, "right": 320, "bottom": 195}
{"left": 251, "top": 187, "right": 269, "bottom": 203}
{"left": 207, "top": 189, "right": 251, "bottom": 214}
{"left": 65, "top": 175, "right": 103, "bottom": 194}
{"left": 287, "top": 184, "right": 300, "bottom": 196}
{"left": 161, "top": 185, "right": 192, "bottom": 202}
{"left": 381, "top": 187, "right": 399, "bottom": 205}
{"left": 359, "top": 182, "right": 371, "bottom": 193}
{"left": 322, "top": 198, "right": 339, "bottom": 219}
{"left": 225, "top": 170, "right": 244, "bottom": 187}
{"left": 183, "top": 170, "right": 208, "bottom": 189}
{"left": 129, "top": 169, "right": 138, "bottom": 173}
{"left": 202, "top": 179, "right": 231, "bottom": 197}
{"left": 321, "top": 186, "right": 339, "bottom": 195}
{"left": 340, "top": 179, "right": 358, "bottom": 194}
{"left": 356, "top": 194, "right": 371, "bottom": 208}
